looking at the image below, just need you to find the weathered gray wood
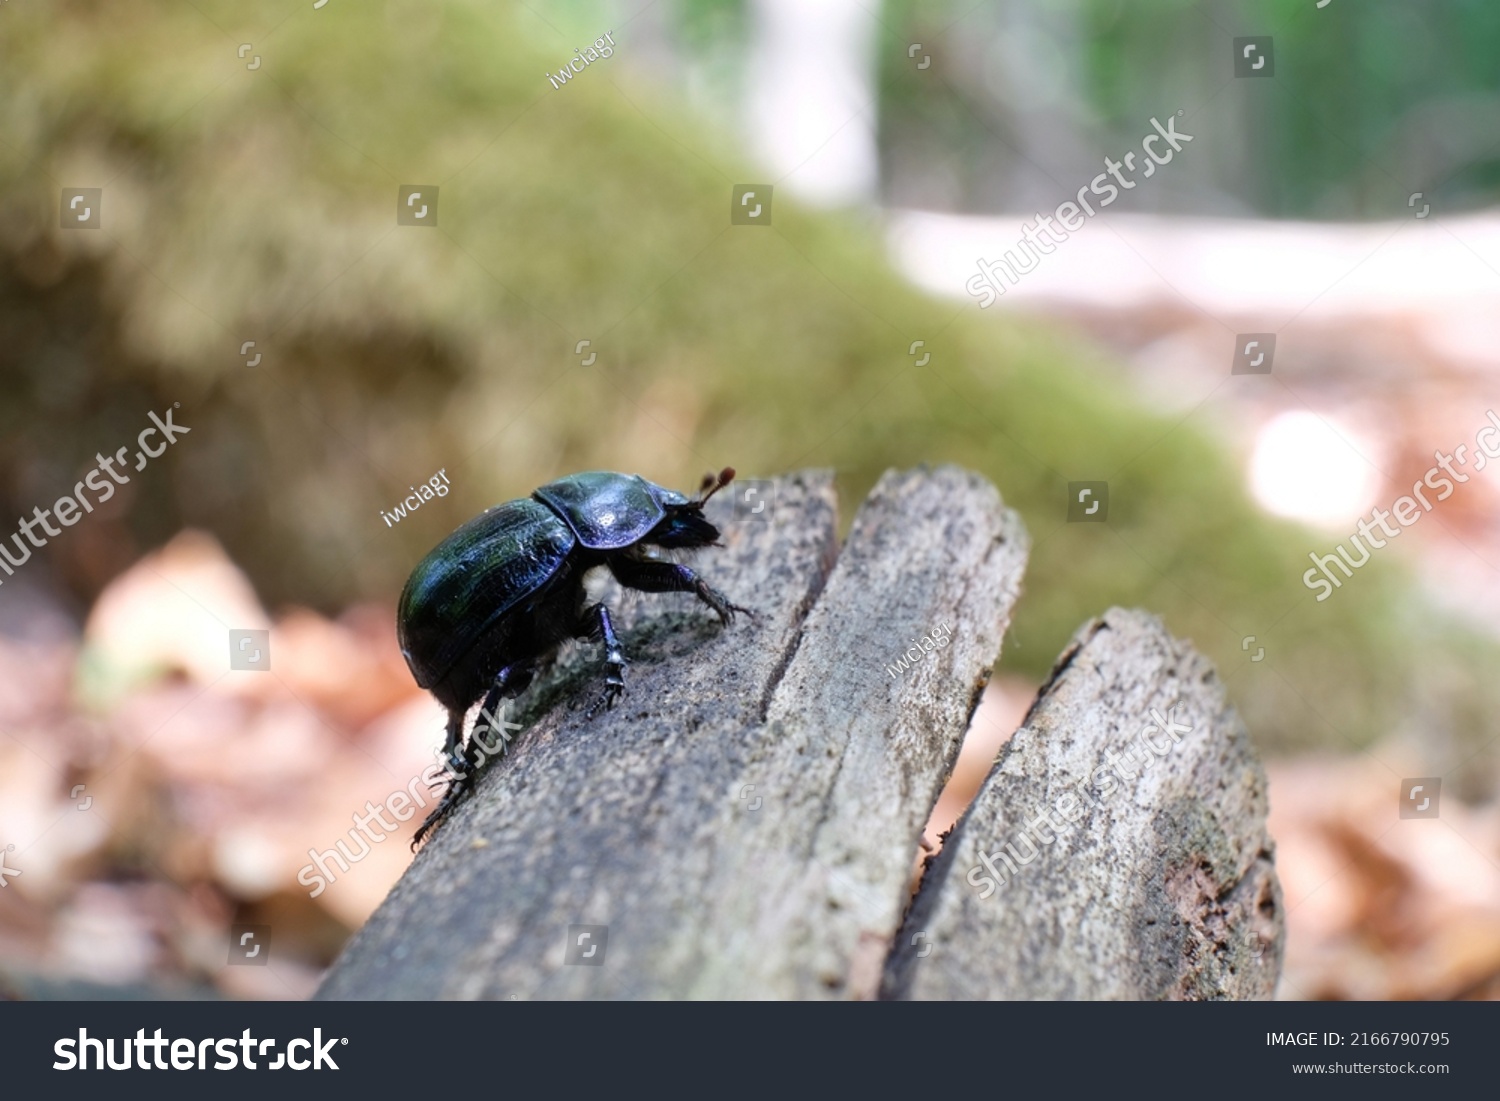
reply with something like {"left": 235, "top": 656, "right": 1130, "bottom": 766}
{"left": 882, "top": 607, "right": 1284, "bottom": 1000}
{"left": 686, "top": 466, "right": 1028, "bottom": 998}
{"left": 317, "top": 465, "right": 1027, "bottom": 999}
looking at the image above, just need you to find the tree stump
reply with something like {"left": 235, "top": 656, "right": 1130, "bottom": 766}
{"left": 316, "top": 467, "right": 1283, "bottom": 1000}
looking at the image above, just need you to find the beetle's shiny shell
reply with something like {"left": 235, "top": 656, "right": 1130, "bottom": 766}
{"left": 397, "top": 499, "right": 575, "bottom": 688}
{"left": 533, "top": 471, "right": 685, "bottom": 550}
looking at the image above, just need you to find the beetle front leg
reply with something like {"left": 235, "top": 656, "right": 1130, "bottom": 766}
{"left": 609, "top": 558, "right": 752, "bottom": 626}
{"left": 577, "top": 603, "right": 627, "bottom": 719}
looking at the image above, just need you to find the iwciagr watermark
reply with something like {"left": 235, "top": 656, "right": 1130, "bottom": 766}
{"left": 886, "top": 621, "right": 953, "bottom": 679}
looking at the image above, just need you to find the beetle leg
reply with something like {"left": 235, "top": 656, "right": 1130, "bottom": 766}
{"left": 413, "top": 665, "right": 534, "bottom": 849}
{"left": 577, "top": 604, "right": 627, "bottom": 720}
{"left": 412, "top": 708, "right": 467, "bottom": 848}
{"left": 440, "top": 707, "right": 467, "bottom": 777}
{"left": 468, "top": 678, "right": 526, "bottom": 763}
{"left": 609, "top": 558, "right": 753, "bottom": 627}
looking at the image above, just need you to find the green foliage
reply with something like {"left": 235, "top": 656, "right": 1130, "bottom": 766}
{"left": 873, "top": 0, "right": 1500, "bottom": 216}
{"left": 1082, "top": 0, "right": 1500, "bottom": 214}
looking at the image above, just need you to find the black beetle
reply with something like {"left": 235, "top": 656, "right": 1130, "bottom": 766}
{"left": 398, "top": 467, "right": 749, "bottom": 844}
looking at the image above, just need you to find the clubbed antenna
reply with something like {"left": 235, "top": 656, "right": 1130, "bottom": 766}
{"left": 694, "top": 466, "right": 736, "bottom": 506}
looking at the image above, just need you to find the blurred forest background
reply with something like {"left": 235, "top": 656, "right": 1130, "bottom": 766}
{"left": 2, "top": 0, "right": 1500, "bottom": 999}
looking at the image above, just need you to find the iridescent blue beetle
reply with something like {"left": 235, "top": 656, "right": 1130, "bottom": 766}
{"left": 398, "top": 468, "right": 748, "bottom": 843}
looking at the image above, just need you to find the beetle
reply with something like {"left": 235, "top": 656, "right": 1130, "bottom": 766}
{"left": 397, "top": 467, "right": 750, "bottom": 845}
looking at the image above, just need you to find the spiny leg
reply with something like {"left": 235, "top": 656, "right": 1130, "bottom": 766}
{"left": 440, "top": 706, "right": 467, "bottom": 780}
{"left": 609, "top": 557, "right": 752, "bottom": 627}
{"left": 466, "top": 675, "right": 528, "bottom": 764}
{"left": 413, "top": 662, "right": 534, "bottom": 849}
{"left": 576, "top": 603, "right": 627, "bottom": 720}
{"left": 413, "top": 707, "right": 466, "bottom": 850}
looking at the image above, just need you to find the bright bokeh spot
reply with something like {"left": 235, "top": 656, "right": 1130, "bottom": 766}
{"left": 1249, "top": 411, "right": 1383, "bottom": 526}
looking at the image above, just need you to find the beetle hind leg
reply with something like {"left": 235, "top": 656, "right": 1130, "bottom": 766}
{"left": 576, "top": 603, "right": 627, "bottom": 720}
{"left": 413, "top": 708, "right": 468, "bottom": 849}
{"left": 412, "top": 664, "right": 535, "bottom": 849}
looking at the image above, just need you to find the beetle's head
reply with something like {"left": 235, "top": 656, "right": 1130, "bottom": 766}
{"left": 646, "top": 466, "right": 735, "bottom": 549}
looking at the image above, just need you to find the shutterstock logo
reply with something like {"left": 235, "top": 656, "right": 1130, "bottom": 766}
{"left": 1067, "top": 481, "right": 1109, "bottom": 522}
{"left": 731, "top": 184, "right": 772, "bottom": 225}
{"left": 0, "top": 407, "right": 190, "bottom": 590}
{"left": 228, "top": 924, "right": 271, "bottom": 965}
{"left": 1400, "top": 778, "right": 1441, "bottom": 819}
{"left": 54, "top": 1028, "right": 344, "bottom": 1070}
{"left": 1303, "top": 410, "right": 1500, "bottom": 600}
{"left": 565, "top": 923, "right": 609, "bottom": 966}
{"left": 967, "top": 115, "right": 1194, "bottom": 307}
{"left": 1234, "top": 37, "right": 1275, "bottom": 78}
{"left": 1232, "top": 333, "right": 1276, "bottom": 375}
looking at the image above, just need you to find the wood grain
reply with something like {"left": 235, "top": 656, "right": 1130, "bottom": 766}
{"left": 882, "top": 607, "right": 1283, "bottom": 1000}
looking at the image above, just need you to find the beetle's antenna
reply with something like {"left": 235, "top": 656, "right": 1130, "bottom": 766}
{"left": 694, "top": 466, "right": 736, "bottom": 506}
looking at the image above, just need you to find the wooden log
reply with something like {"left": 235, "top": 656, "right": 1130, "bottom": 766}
{"left": 317, "top": 468, "right": 1282, "bottom": 1000}
{"left": 882, "top": 607, "right": 1284, "bottom": 1000}
{"left": 317, "top": 466, "right": 1026, "bottom": 999}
